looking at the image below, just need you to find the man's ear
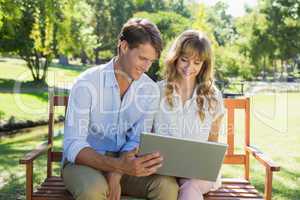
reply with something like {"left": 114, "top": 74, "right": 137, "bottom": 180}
{"left": 119, "top": 40, "right": 129, "bottom": 55}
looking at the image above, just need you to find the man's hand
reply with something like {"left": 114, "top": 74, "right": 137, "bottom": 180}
{"left": 105, "top": 172, "right": 122, "bottom": 200}
{"left": 119, "top": 147, "right": 163, "bottom": 177}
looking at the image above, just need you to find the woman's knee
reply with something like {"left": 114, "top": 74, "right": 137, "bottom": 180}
{"left": 180, "top": 179, "right": 214, "bottom": 194}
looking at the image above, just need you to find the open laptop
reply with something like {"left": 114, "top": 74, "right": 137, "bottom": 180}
{"left": 138, "top": 132, "right": 228, "bottom": 181}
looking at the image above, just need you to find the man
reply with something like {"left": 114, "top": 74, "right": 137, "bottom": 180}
{"left": 62, "top": 18, "right": 179, "bottom": 200}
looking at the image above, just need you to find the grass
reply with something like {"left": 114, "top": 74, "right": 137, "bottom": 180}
{"left": 0, "top": 93, "right": 299, "bottom": 199}
{"left": 0, "top": 57, "right": 299, "bottom": 199}
{"left": 0, "top": 57, "right": 86, "bottom": 123}
{"left": 0, "top": 123, "right": 64, "bottom": 200}
{"left": 219, "top": 92, "right": 300, "bottom": 200}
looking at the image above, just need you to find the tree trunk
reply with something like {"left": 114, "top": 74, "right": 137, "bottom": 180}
{"left": 80, "top": 50, "right": 88, "bottom": 65}
{"left": 272, "top": 59, "right": 276, "bottom": 80}
{"left": 59, "top": 54, "right": 69, "bottom": 65}
{"left": 94, "top": 49, "right": 101, "bottom": 64}
{"left": 263, "top": 56, "right": 266, "bottom": 80}
{"left": 41, "top": 56, "right": 51, "bottom": 82}
{"left": 281, "top": 59, "right": 284, "bottom": 76}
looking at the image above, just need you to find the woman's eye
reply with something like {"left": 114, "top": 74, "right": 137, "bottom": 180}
{"left": 181, "top": 57, "right": 188, "bottom": 62}
{"left": 195, "top": 61, "right": 202, "bottom": 65}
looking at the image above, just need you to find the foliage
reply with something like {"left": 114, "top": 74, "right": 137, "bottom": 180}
{"left": 1, "top": 0, "right": 300, "bottom": 82}
{"left": 134, "top": 11, "right": 190, "bottom": 80}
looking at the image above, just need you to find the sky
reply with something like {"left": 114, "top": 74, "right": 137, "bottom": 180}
{"left": 197, "top": 0, "right": 258, "bottom": 17}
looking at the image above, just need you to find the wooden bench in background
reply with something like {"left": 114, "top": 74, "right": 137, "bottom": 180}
{"left": 20, "top": 94, "right": 280, "bottom": 200}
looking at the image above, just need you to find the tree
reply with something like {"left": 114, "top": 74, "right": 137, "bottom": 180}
{"left": 167, "top": 0, "right": 191, "bottom": 18}
{"left": 56, "top": 0, "right": 98, "bottom": 64}
{"left": 0, "top": 0, "right": 61, "bottom": 83}
{"left": 90, "top": 0, "right": 136, "bottom": 64}
{"left": 134, "top": 11, "right": 190, "bottom": 80}
{"left": 235, "top": 9, "right": 276, "bottom": 80}
{"left": 262, "top": 0, "right": 300, "bottom": 77}
{"left": 206, "top": 1, "right": 236, "bottom": 46}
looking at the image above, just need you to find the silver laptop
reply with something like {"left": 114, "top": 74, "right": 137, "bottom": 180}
{"left": 138, "top": 132, "right": 227, "bottom": 181}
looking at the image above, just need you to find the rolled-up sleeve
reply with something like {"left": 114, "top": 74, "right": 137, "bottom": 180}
{"left": 213, "top": 89, "right": 225, "bottom": 122}
{"left": 63, "top": 79, "right": 93, "bottom": 163}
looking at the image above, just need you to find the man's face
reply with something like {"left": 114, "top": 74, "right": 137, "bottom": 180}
{"left": 119, "top": 42, "right": 158, "bottom": 80}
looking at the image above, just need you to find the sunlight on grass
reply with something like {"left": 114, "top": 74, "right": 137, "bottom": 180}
{"left": 219, "top": 93, "right": 300, "bottom": 200}
{"left": 0, "top": 58, "right": 83, "bottom": 122}
{"left": 0, "top": 123, "right": 64, "bottom": 200}
{"left": 0, "top": 58, "right": 299, "bottom": 199}
{"left": 0, "top": 93, "right": 48, "bottom": 121}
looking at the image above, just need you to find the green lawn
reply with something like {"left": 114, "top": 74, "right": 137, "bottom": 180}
{"left": 0, "top": 58, "right": 299, "bottom": 199}
{"left": 0, "top": 93, "right": 299, "bottom": 199}
{"left": 0, "top": 57, "right": 86, "bottom": 123}
{"left": 0, "top": 123, "right": 64, "bottom": 200}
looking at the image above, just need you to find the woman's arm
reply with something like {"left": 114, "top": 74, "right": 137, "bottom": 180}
{"left": 208, "top": 114, "right": 224, "bottom": 142}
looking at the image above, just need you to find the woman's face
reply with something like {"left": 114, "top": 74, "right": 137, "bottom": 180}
{"left": 176, "top": 54, "right": 204, "bottom": 80}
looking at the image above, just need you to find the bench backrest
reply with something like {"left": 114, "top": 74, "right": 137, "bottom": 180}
{"left": 47, "top": 95, "right": 251, "bottom": 179}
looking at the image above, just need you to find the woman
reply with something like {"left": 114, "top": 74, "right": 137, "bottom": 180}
{"left": 153, "top": 30, "right": 225, "bottom": 200}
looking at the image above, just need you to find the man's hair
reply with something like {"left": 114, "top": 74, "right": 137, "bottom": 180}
{"left": 118, "top": 18, "right": 163, "bottom": 58}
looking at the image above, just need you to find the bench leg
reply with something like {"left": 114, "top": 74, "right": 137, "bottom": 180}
{"left": 264, "top": 168, "right": 273, "bottom": 200}
{"left": 26, "top": 163, "right": 33, "bottom": 200}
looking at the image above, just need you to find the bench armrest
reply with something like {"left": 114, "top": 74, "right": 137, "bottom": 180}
{"left": 245, "top": 145, "right": 280, "bottom": 171}
{"left": 19, "top": 143, "right": 51, "bottom": 164}
{"left": 245, "top": 145, "right": 280, "bottom": 200}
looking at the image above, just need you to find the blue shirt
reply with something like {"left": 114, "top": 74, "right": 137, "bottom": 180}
{"left": 63, "top": 59, "right": 160, "bottom": 163}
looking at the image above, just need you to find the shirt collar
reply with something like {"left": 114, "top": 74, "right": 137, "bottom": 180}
{"left": 172, "top": 85, "right": 198, "bottom": 100}
{"left": 104, "top": 58, "right": 118, "bottom": 88}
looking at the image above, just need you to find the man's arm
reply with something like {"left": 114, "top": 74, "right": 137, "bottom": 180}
{"left": 63, "top": 79, "right": 122, "bottom": 173}
{"left": 75, "top": 147, "right": 123, "bottom": 172}
{"left": 120, "top": 85, "right": 160, "bottom": 152}
{"left": 75, "top": 146, "right": 163, "bottom": 176}
{"left": 64, "top": 78, "right": 162, "bottom": 175}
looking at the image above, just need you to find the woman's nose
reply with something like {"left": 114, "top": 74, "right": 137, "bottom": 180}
{"left": 184, "top": 64, "right": 190, "bottom": 70}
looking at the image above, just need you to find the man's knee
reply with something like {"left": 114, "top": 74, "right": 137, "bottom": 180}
{"left": 148, "top": 175, "right": 179, "bottom": 200}
{"left": 76, "top": 179, "right": 108, "bottom": 200}
{"left": 63, "top": 164, "right": 108, "bottom": 200}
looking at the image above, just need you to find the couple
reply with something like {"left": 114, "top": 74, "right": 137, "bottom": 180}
{"left": 62, "top": 18, "right": 224, "bottom": 200}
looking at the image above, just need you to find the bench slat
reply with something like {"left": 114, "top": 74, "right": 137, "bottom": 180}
{"left": 33, "top": 176, "right": 263, "bottom": 200}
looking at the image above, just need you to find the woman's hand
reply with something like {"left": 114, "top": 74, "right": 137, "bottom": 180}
{"left": 208, "top": 114, "right": 224, "bottom": 142}
{"left": 106, "top": 172, "right": 122, "bottom": 200}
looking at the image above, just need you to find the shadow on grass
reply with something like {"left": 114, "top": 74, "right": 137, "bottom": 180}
{"left": 0, "top": 78, "right": 69, "bottom": 102}
{"left": 50, "top": 62, "right": 89, "bottom": 73}
{"left": 0, "top": 174, "right": 25, "bottom": 200}
{"left": 0, "top": 129, "right": 63, "bottom": 199}
{"left": 249, "top": 166, "right": 300, "bottom": 200}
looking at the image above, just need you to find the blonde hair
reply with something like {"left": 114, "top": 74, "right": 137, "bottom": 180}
{"left": 164, "top": 30, "right": 218, "bottom": 121}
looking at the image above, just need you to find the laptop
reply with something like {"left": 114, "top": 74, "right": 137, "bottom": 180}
{"left": 138, "top": 132, "right": 227, "bottom": 181}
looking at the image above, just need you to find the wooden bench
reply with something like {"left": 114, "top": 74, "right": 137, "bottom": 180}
{"left": 20, "top": 95, "right": 280, "bottom": 200}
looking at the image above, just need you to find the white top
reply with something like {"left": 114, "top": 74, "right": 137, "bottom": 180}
{"left": 153, "top": 80, "right": 225, "bottom": 188}
{"left": 154, "top": 80, "right": 225, "bottom": 141}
